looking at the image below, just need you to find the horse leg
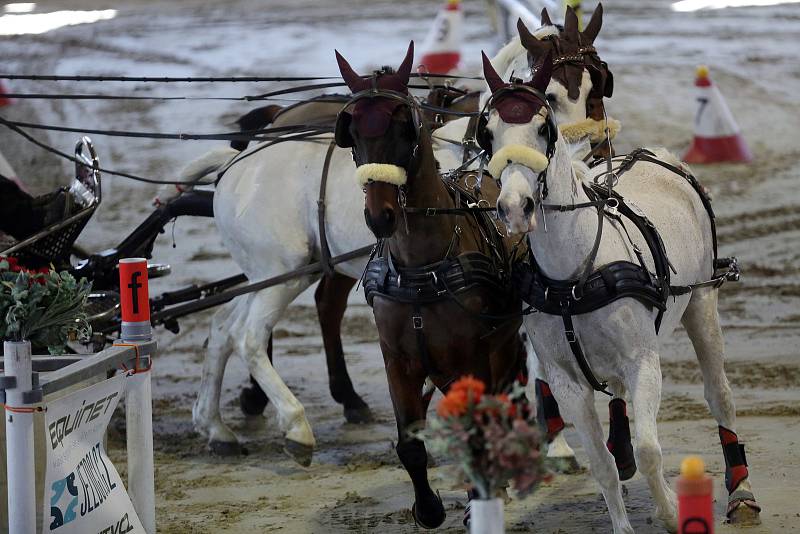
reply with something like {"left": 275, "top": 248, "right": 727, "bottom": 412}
{"left": 548, "top": 363, "right": 633, "bottom": 534}
{"left": 626, "top": 351, "right": 678, "bottom": 532}
{"left": 235, "top": 280, "right": 316, "bottom": 466}
{"left": 682, "top": 287, "right": 760, "bottom": 524}
{"left": 523, "top": 332, "right": 581, "bottom": 473}
{"left": 193, "top": 298, "right": 244, "bottom": 455}
{"left": 239, "top": 335, "right": 272, "bottom": 416}
{"left": 385, "top": 353, "right": 445, "bottom": 529}
{"left": 314, "top": 272, "right": 373, "bottom": 423}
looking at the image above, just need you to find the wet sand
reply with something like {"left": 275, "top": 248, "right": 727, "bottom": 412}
{"left": 2, "top": 0, "right": 799, "bottom": 531}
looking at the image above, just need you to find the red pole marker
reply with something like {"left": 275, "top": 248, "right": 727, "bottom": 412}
{"left": 678, "top": 456, "right": 714, "bottom": 534}
{"left": 118, "top": 258, "right": 152, "bottom": 341}
{"left": 0, "top": 80, "right": 12, "bottom": 107}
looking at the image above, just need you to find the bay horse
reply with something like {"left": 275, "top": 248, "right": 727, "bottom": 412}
{"left": 481, "top": 43, "right": 760, "bottom": 531}
{"left": 334, "top": 42, "right": 524, "bottom": 529}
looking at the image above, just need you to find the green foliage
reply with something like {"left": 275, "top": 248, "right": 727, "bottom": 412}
{"left": 1, "top": 257, "right": 92, "bottom": 353}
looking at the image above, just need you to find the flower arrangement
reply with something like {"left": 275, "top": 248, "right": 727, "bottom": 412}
{"left": 1, "top": 256, "right": 92, "bottom": 353}
{"left": 418, "top": 375, "right": 549, "bottom": 500}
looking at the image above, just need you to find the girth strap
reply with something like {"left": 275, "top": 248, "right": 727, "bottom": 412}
{"left": 561, "top": 303, "right": 613, "bottom": 396}
{"left": 412, "top": 302, "right": 439, "bottom": 376}
{"left": 318, "top": 140, "right": 337, "bottom": 276}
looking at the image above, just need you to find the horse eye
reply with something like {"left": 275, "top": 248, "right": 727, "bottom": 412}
{"left": 546, "top": 93, "right": 557, "bottom": 106}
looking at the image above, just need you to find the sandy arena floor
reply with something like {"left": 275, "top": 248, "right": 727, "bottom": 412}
{"left": 2, "top": 0, "right": 799, "bottom": 532}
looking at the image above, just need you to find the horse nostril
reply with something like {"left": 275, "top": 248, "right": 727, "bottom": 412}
{"left": 382, "top": 207, "right": 396, "bottom": 227}
{"left": 497, "top": 202, "right": 508, "bottom": 221}
{"left": 522, "top": 197, "right": 536, "bottom": 217}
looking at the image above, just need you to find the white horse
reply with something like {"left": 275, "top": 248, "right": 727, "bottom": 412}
{"left": 482, "top": 48, "right": 759, "bottom": 532}
{"left": 186, "top": 17, "right": 604, "bottom": 466}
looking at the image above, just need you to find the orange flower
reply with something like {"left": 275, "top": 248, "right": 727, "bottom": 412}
{"left": 449, "top": 375, "right": 486, "bottom": 404}
{"left": 437, "top": 389, "right": 469, "bottom": 418}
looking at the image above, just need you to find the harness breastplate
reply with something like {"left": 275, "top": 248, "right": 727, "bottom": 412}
{"left": 514, "top": 257, "right": 665, "bottom": 318}
{"left": 364, "top": 250, "right": 509, "bottom": 307}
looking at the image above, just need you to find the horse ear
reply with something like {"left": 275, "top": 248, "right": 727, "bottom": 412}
{"left": 564, "top": 6, "right": 579, "bottom": 38}
{"left": 532, "top": 51, "right": 553, "bottom": 92}
{"left": 336, "top": 50, "right": 362, "bottom": 92}
{"left": 540, "top": 7, "right": 553, "bottom": 26}
{"left": 517, "top": 18, "right": 546, "bottom": 57}
{"left": 482, "top": 51, "right": 506, "bottom": 94}
{"left": 396, "top": 41, "right": 414, "bottom": 86}
{"left": 582, "top": 3, "right": 603, "bottom": 43}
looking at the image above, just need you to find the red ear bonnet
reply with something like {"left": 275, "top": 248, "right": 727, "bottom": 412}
{"left": 335, "top": 42, "right": 414, "bottom": 138}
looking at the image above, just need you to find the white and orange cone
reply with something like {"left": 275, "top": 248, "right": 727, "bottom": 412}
{"left": 0, "top": 80, "right": 12, "bottom": 107}
{"left": 683, "top": 65, "right": 752, "bottom": 164}
{"left": 418, "top": 0, "right": 463, "bottom": 75}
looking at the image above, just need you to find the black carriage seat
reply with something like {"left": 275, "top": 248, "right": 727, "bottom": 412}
{"left": 1, "top": 138, "right": 101, "bottom": 269}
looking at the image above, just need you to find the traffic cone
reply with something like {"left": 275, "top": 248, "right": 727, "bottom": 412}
{"left": 418, "top": 0, "right": 463, "bottom": 74}
{"left": 0, "top": 80, "right": 12, "bottom": 107}
{"left": 683, "top": 65, "right": 752, "bottom": 164}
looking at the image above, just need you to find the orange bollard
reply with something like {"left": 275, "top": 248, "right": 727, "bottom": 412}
{"left": 677, "top": 456, "right": 714, "bottom": 534}
{"left": 118, "top": 258, "right": 152, "bottom": 341}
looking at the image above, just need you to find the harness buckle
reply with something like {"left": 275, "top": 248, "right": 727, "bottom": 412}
{"left": 426, "top": 207, "right": 436, "bottom": 216}
{"left": 565, "top": 329, "right": 577, "bottom": 343}
{"left": 412, "top": 315, "right": 424, "bottom": 330}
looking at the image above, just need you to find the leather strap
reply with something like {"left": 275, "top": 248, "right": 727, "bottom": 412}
{"left": 412, "top": 301, "right": 439, "bottom": 376}
{"left": 318, "top": 140, "right": 336, "bottom": 276}
{"left": 560, "top": 302, "right": 612, "bottom": 396}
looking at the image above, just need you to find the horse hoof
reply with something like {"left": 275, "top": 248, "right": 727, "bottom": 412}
{"left": 284, "top": 438, "right": 313, "bottom": 467}
{"left": 411, "top": 493, "right": 445, "bottom": 529}
{"left": 727, "top": 491, "right": 761, "bottom": 526}
{"left": 208, "top": 440, "right": 246, "bottom": 456}
{"left": 344, "top": 405, "right": 374, "bottom": 424}
{"left": 546, "top": 455, "right": 582, "bottom": 474}
{"left": 239, "top": 386, "right": 269, "bottom": 416}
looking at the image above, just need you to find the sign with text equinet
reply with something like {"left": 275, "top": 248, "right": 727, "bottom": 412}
{"left": 44, "top": 373, "right": 144, "bottom": 534}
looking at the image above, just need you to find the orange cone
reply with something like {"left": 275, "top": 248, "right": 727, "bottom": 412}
{"left": 683, "top": 65, "right": 752, "bottom": 164}
{"left": 0, "top": 80, "right": 12, "bottom": 107}
{"left": 418, "top": 0, "right": 463, "bottom": 74}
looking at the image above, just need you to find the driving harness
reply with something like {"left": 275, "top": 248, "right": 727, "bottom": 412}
{"left": 513, "top": 148, "right": 740, "bottom": 395}
{"left": 362, "top": 174, "right": 519, "bottom": 377}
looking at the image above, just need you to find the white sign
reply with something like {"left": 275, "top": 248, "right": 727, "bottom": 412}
{"left": 43, "top": 373, "right": 145, "bottom": 534}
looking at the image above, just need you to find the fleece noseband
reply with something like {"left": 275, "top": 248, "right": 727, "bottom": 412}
{"left": 478, "top": 83, "right": 558, "bottom": 198}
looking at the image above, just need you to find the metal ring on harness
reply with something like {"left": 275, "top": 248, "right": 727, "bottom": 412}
{"left": 571, "top": 285, "right": 583, "bottom": 301}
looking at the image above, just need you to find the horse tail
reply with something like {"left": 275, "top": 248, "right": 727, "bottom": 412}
{"left": 153, "top": 147, "right": 238, "bottom": 206}
{"left": 231, "top": 104, "right": 283, "bottom": 151}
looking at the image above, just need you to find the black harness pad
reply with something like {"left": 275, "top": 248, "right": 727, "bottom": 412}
{"left": 513, "top": 258, "right": 665, "bottom": 316}
{"left": 364, "top": 251, "right": 509, "bottom": 307}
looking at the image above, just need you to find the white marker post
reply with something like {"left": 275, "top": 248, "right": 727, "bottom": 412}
{"left": 4, "top": 339, "right": 36, "bottom": 533}
{"left": 118, "top": 258, "right": 156, "bottom": 534}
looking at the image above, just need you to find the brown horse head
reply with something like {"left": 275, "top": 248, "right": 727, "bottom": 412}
{"left": 335, "top": 42, "right": 420, "bottom": 238}
{"left": 517, "top": 4, "right": 611, "bottom": 116}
